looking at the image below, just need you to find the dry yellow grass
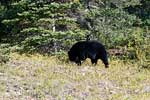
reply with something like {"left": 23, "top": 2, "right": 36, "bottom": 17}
{"left": 0, "top": 53, "right": 150, "bottom": 100}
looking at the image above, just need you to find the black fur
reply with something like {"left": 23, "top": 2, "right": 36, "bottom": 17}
{"left": 68, "top": 40, "right": 109, "bottom": 68}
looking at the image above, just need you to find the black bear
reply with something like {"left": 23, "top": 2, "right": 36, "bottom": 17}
{"left": 68, "top": 40, "right": 109, "bottom": 68}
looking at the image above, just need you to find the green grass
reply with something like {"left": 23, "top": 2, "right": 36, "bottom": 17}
{"left": 0, "top": 53, "right": 150, "bottom": 100}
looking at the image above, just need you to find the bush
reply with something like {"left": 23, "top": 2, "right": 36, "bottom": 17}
{"left": 0, "top": 44, "right": 10, "bottom": 64}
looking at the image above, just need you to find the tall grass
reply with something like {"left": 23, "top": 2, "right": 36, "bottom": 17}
{"left": 0, "top": 53, "right": 150, "bottom": 100}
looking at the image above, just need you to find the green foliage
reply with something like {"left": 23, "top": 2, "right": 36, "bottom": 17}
{"left": 123, "top": 27, "right": 150, "bottom": 68}
{"left": 0, "top": 44, "right": 10, "bottom": 64}
{"left": 0, "top": 1, "right": 87, "bottom": 54}
{"left": 124, "top": 0, "right": 150, "bottom": 27}
{"left": 84, "top": 8, "right": 137, "bottom": 48}
{"left": 0, "top": 0, "right": 149, "bottom": 67}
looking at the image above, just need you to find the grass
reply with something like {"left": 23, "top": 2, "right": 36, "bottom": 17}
{"left": 0, "top": 53, "right": 150, "bottom": 100}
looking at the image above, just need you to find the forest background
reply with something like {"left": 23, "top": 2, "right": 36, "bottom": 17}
{"left": 0, "top": 0, "right": 149, "bottom": 64}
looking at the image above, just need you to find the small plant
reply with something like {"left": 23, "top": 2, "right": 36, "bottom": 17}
{"left": 0, "top": 44, "right": 10, "bottom": 64}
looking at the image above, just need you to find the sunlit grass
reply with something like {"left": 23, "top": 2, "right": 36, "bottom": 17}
{"left": 0, "top": 53, "right": 150, "bottom": 100}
